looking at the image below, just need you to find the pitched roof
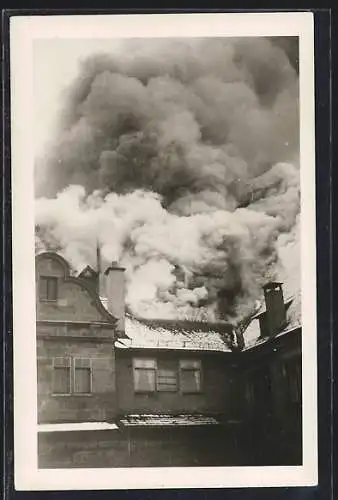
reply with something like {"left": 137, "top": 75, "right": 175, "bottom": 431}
{"left": 118, "top": 414, "right": 223, "bottom": 428}
{"left": 77, "top": 265, "right": 98, "bottom": 279}
{"left": 35, "top": 252, "right": 118, "bottom": 326}
{"left": 243, "top": 294, "right": 301, "bottom": 349}
{"left": 251, "top": 296, "right": 293, "bottom": 319}
{"left": 115, "top": 315, "right": 234, "bottom": 352}
{"left": 242, "top": 324, "right": 301, "bottom": 351}
{"left": 38, "top": 422, "right": 119, "bottom": 433}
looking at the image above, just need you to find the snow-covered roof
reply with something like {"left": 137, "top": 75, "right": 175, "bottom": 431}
{"left": 243, "top": 324, "right": 301, "bottom": 351}
{"left": 243, "top": 294, "right": 301, "bottom": 349}
{"left": 118, "top": 414, "right": 222, "bottom": 427}
{"left": 38, "top": 422, "right": 119, "bottom": 432}
{"left": 251, "top": 296, "right": 293, "bottom": 319}
{"left": 116, "top": 315, "right": 234, "bottom": 352}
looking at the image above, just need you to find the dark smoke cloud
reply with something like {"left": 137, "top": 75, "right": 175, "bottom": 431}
{"left": 37, "top": 37, "right": 299, "bottom": 201}
{"left": 35, "top": 37, "right": 300, "bottom": 321}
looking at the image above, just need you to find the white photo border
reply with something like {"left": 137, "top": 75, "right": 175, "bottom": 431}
{"left": 10, "top": 12, "right": 317, "bottom": 491}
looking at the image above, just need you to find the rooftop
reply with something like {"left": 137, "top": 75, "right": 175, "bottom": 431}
{"left": 251, "top": 296, "right": 293, "bottom": 319}
{"left": 38, "top": 422, "right": 119, "bottom": 432}
{"left": 116, "top": 315, "right": 235, "bottom": 352}
{"left": 243, "top": 324, "right": 301, "bottom": 351}
{"left": 118, "top": 414, "right": 223, "bottom": 428}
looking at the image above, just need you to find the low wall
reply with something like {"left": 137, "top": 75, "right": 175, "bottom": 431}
{"left": 38, "top": 425, "right": 245, "bottom": 468}
{"left": 38, "top": 418, "right": 302, "bottom": 469}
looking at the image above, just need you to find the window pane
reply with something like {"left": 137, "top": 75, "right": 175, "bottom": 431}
{"left": 134, "top": 359, "right": 156, "bottom": 369}
{"left": 180, "top": 359, "right": 201, "bottom": 369}
{"left": 47, "top": 278, "right": 58, "bottom": 300}
{"left": 39, "top": 277, "right": 58, "bottom": 301}
{"left": 134, "top": 368, "right": 156, "bottom": 392}
{"left": 54, "top": 357, "right": 71, "bottom": 368}
{"left": 74, "top": 367, "right": 91, "bottom": 394}
{"left": 181, "top": 369, "right": 201, "bottom": 393}
{"left": 157, "top": 369, "right": 178, "bottom": 392}
{"left": 53, "top": 367, "right": 70, "bottom": 394}
{"left": 75, "top": 358, "right": 91, "bottom": 368}
{"left": 39, "top": 277, "right": 48, "bottom": 300}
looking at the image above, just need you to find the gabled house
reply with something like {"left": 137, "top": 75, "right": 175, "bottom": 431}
{"left": 36, "top": 252, "right": 119, "bottom": 423}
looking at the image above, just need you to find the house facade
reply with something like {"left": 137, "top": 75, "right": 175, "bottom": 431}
{"left": 114, "top": 317, "right": 239, "bottom": 419}
{"left": 36, "top": 252, "right": 302, "bottom": 467}
{"left": 36, "top": 252, "right": 119, "bottom": 423}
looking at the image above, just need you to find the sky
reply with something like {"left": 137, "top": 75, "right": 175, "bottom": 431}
{"left": 34, "top": 39, "right": 125, "bottom": 157}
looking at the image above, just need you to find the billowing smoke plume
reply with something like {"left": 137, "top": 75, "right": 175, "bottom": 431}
{"left": 35, "top": 37, "right": 300, "bottom": 322}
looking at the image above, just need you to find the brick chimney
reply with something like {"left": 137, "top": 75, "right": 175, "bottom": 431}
{"left": 262, "top": 281, "right": 287, "bottom": 337}
{"left": 103, "top": 262, "right": 125, "bottom": 333}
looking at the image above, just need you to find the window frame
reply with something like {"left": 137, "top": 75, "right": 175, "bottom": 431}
{"left": 156, "top": 367, "right": 179, "bottom": 393}
{"left": 133, "top": 358, "right": 157, "bottom": 394}
{"left": 179, "top": 359, "right": 203, "bottom": 394}
{"left": 132, "top": 357, "right": 203, "bottom": 395}
{"left": 52, "top": 357, "right": 71, "bottom": 396}
{"left": 73, "top": 357, "right": 93, "bottom": 396}
{"left": 51, "top": 357, "right": 93, "bottom": 397}
{"left": 39, "top": 276, "right": 58, "bottom": 302}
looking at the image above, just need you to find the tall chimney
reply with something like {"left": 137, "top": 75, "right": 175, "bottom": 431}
{"left": 96, "top": 243, "right": 101, "bottom": 277}
{"left": 262, "top": 281, "right": 286, "bottom": 336}
{"left": 103, "top": 262, "right": 125, "bottom": 333}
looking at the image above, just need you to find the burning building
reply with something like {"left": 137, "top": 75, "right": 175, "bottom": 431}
{"left": 34, "top": 36, "right": 302, "bottom": 468}
{"left": 36, "top": 250, "right": 302, "bottom": 468}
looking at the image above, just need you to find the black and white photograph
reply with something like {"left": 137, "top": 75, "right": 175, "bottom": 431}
{"left": 11, "top": 13, "right": 317, "bottom": 490}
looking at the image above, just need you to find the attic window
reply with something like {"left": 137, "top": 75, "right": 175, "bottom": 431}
{"left": 39, "top": 276, "right": 58, "bottom": 301}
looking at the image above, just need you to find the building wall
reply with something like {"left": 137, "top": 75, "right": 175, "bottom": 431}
{"left": 38, "top": 425, "right": 245, "bottom": 468}
{"left": 37, "top": 333, "right": 117, "bottom": 423}
{"left": 115, "top": 349, "right": 238, "bottom": 417}
{"left": 239, "top": 328, "right": 302, "bottom": 465}
{"left": 36, "top": 256, "right": 111, "bottom": 322}
{"left": 35, "top": 253, "right": 302, "bottom": 466}
{"left": 36, "top": 253, "right": 117, "bottom": 423}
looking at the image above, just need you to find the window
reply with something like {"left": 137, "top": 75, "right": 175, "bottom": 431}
{"left": 52, "top": 357, "right": 71, "bottom": 394}
{"left": 52, "top": 357, "right": 92, "bottom": 395}
{"left": 132, "top": 358, "right": 202, "bottom": 394}
{"left": 133, "top": 359, "right": 156, "bottom": 393}
{"left": 74, "top": 358, "right": 92, "bottom": 394}
{"left": 157, "top": 369, "right": 178, "bottom": 392}
{"left": 179, "top": 360, "right": 202, "bottom": 393}
{"left": 39, "top": 276, "right": 58, "bottom": 301}
{"left": 283, "top": 357, "right": 302, "bottom": 404}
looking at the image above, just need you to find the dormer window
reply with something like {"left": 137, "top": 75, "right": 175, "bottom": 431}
{"left": 39, "top": 276, "right": 58, "bottom": 302}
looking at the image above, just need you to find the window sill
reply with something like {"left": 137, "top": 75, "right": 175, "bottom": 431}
{"left": 51, "top": 393, "right": 93, "bottom": 397}
{"left": 134, "top": 391, "right": 156, "bottom": 395}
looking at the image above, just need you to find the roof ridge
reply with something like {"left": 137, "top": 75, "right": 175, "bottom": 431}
{"left": 126, "top": 314, "right": 231, "bottom": 328}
